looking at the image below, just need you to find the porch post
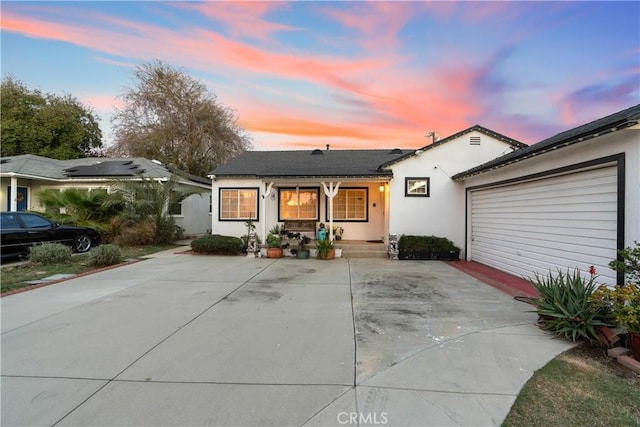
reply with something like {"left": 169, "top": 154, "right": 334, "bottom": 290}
{"left": 9, "top": 175, "right": 18, "bottom": 212}
{"left": 321, "top": 181, "right": 341, "bottom": 241}
{"left": 262, "top": 182, "right": 275, "bottom": 243}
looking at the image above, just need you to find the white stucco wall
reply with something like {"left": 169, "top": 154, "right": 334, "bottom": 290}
{"left": 387, "top": 130, "right": 520, "bottom": 254}
{"left": 211, "top": 179, "right": 388, "bottom": 242}
{"left": 459, "top": 125, "right": 640, "bottom": 252}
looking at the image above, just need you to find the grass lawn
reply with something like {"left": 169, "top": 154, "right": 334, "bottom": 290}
{"left": 0, "top": 244, "right": 181, "bottom": 294}
{"left": 503, "top": 343, "right": 640, "bottom": 427}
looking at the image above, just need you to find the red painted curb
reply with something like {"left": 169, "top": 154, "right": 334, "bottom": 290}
{"left": 445, "top": 260, "right": 537, "bottom": 298}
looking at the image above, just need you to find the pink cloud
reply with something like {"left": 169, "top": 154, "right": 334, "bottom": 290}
{"left": 174, "top": 1, "right": 299, "bottom": 41}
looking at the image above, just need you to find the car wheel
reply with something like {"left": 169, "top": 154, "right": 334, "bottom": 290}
{"left": 73, "top": 234, "right": 92, "bottom": 253}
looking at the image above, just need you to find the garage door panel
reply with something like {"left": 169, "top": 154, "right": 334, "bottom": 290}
{"left": 472, "top": 234, "right": 617, "bottom": 263}
{"left": 470, "top": 166, "right": 618, "bottom": 285}
{"left": 472, "top": 242, "right": 616, "bottom": 284}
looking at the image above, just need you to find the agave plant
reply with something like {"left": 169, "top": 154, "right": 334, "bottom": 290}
{"left": 524, "top": 269, "right": 614, "bottom": 342}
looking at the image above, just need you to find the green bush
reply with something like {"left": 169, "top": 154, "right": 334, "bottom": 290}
{"left": 87, "top": 245, "right": 124, "bottom": 267}
{"left": 398, "top": 235, "right": 460, "bottom": 252}
{"left": 191, "top": 235, "right": 243, "bottom": 255}
{"left": 523, "top": 269, "right": 614, "bottom": 342}
{"left": 609, "top": 241, "right": 640, "bottom": 284}
{"left": 156, "top": 216, "right": 178, "bottom": 245}
{"left": 29, "top": 243, "right": 72, "bottom": 264}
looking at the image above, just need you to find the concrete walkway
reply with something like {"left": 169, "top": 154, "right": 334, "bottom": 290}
{"left": 1, "top": 249, "right": 572, "bottom": 426}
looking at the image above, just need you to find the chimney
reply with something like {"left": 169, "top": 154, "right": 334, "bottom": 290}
{"left": 326, "top": 144, "right": 330, "bottom": 151}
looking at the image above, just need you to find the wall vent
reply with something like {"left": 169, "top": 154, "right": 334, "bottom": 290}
{"left": 470, "top": 136, "right": 481, "bottom": 145}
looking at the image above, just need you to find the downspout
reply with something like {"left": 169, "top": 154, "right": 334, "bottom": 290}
{"left": 321, "top": 181, "right": 341, "bottom": 241}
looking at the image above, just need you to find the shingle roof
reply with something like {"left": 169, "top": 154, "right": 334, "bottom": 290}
{"left": 0, "top": 155, "right": 210, "bottom": 185}
{"left": 380, "top": 125, "right": 526, "bottom": 168}
{"left": 211, "top": 149, "right": 408, "bottom": 178}
{"left": 452, "top": 104, "right": 640, "bottom": 180}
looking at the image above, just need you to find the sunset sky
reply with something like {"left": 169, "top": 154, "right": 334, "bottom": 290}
{"left": 2, "top": 1, "right": 639, "bottom": 150}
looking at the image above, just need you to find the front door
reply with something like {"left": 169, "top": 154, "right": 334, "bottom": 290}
{"left": 7, "top": 187, "right": 28, "bottom": 211}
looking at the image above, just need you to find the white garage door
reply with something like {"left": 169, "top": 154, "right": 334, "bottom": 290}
{"left": 470, "top": 165, "right": 618, "bottom": 285}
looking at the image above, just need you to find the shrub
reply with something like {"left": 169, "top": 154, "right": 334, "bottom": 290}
{"left": 591, "top": 283, "right": 640, "bottom": 334}
{"left": 191, "top": 235, "right": 243, "bottom": 255}
{"left": 29, "top": 242, "right": 72, "bottom": 264}
{"left": 523, "top": 269, "right": 614, "bottom": 342}
{"left": 114, "top": 221, "right": 156, "bottom": 246}
{"left": 609, "top": 241, "right": 640, "bottom": 284}
{"left": 398, "top": 235, "right": 459, "bottom": 252}
{"left": 156, "top": 215, "right": 178, "bottom": 245}
{"left": 87, "top": 245, "right": 124, "bottom": 267}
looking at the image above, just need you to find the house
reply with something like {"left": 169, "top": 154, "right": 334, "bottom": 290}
{"left": 454, "top": 104, "right": 640, "bottom": 286}
{"left": 0, "top": 155, "right": 212, "bottom": 236}
{"left": 209, "top": 125, "right": 525, "bottom": 250}
{"left": 210, "top": 104, "right": 639, "bottom": 286}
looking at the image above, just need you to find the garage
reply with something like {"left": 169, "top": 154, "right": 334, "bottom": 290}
{"left": 469, "top": 163, "right": 619, "bottom": 285}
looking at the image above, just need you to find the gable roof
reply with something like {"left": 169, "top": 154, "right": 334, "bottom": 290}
{"left": 452, "top": 104, "right": 640, "bottom": 180}
{"left": 0, "top": 154, "right": 210, "bottom": 186}
{"left": 211, "top": 149, "right": 408, "bottom": 179}
{"left": 379, "top": 125, "right": 527, "bottom": 169}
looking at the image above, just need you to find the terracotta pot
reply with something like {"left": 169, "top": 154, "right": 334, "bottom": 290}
{"left": 266, "top": 247, "right": 283, "bottom": 258}
{"left": 629, "top": 332, "right": 640, "bottom": 361}
{"left": 318, "top": 249, "right": 335, "bottom": 260}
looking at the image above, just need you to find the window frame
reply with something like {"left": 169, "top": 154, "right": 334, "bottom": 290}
{"left": 405, "top": 177, "right": 431, "bottom": 197}
{"left": 218, "top": 187, "right": 260, "bottom": 222}
{"left": 278, "top": 187, "right": 320, "bottom": 221}
{"left": 168, "top": 191, "right": 183, "bottom": 216}
{"left": 325, "top": 187, "right": 369, "bottom": 222}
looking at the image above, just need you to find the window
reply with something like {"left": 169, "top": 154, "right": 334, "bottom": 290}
{"left": 168, "top": 191, "right": 183, "bottom": 216}
{"left": 20, "top": 213, "right": 53, "bottom": 228}
{"left": 219, "top": 188, "right": 259, "bottom": 221}
{"left": 329, "top": 188, "right": 368, "bottom": 221}
{"left": 279, "top": 188, "right": 318, "bottom": 220}
{"left": 405, "top": 177, "right": 430, "bottom": 197}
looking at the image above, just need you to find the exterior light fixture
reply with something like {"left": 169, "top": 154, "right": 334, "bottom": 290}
{"left": 379, "top": 184, "right": 385, "bottom": 192}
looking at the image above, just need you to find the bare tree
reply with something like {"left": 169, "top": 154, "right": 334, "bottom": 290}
{"left": 110, "top": 60, "right": 251, "bottom": 176}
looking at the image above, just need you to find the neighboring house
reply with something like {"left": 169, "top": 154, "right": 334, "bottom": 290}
{"left": 0, "top": 155, "right": 211, "bottom": 236}
{"left": 209, "top": 125, "right": 525, "bottom": 250}
{"left": 453, "top": 104, "right": 640, "bottom": 286}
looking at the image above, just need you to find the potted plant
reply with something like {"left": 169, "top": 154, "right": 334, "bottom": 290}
{"left": 296, "top": 235, "right": 311, "bottom": 259}
{"left": 316, "top": 238, "right": 335, "bottom": 260}
{"left": 266, "top": 225, "right": 283, "bottom": 258}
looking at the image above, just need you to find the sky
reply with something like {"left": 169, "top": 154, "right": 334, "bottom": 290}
{"left": 1, "top": 1, "right": 639, "bottom": 151}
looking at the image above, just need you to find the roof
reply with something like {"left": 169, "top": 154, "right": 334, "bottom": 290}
{"left": 379, "top": 125, "right": 527, "bottom": 168}
{"left": 0, "top": 154, "right": 210, "bottom": 186}
{"left": 452, "top": 104, "right": 640, "bottom": 180}
{"left": 211, "top": 149, "right": 409, "bottom": 179}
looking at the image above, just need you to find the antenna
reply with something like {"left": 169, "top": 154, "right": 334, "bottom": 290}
{"left": 425, "top": 131, "right": 438, "bottom": 143}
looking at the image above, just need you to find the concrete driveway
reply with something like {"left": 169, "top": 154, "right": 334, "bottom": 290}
{"left": 1, "top": 250, "right": 572, "bottom": 426}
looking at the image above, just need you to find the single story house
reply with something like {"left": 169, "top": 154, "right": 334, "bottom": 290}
{"left": 0, "top": 155, "right": 212, "bottom": 236}
{"left": 209, "top": 125, "right": 525, "bottom": 250}
{"left": 210, "top": 104, "right": 639, "bottom": 286}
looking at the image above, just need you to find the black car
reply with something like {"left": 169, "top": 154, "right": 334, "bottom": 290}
{"left": 0, "top": 212, "right": 100, "bottom": 261}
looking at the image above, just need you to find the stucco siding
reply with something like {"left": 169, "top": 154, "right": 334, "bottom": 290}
{"left": 388, "top": 131, "right": 520, "bottom": 255}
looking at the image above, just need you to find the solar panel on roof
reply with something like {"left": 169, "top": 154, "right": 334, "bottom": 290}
{"left": 64, "top": 161, "right": 144, "bottom": 177}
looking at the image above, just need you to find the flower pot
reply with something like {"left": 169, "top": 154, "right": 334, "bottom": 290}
{"left": 296, "top": 249, "right": 310, "bottom": 259}
{"left": 318, "top": 249, "right": 335, "bottom": 260}
{"left": 629, "top": 332, "right": 640, "bottom": 361}
{"left": 266, "top": 247, "right": 283, "bottom": 258}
